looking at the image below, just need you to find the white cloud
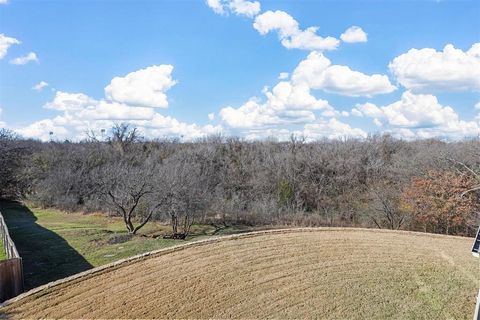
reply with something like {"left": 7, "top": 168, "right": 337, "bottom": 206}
{"left": 132, "top": 114, "right": 223, "bottom": 139}
{"left": 16, "top": 118, "right": 70, "bottom": 141}
{"left": 43, "top": 91, "right": 155, "bottom": 121}
{"left": 16, "top": 65, "right": 223, "bottom": 141}
{"left": 206, "top": 0, "right": 225, "bottom": 14}
{"left": 0, "top": 34, "right": 20, "bottom": 59}
{"left": 381, "top": 91, "right": 458, "bottom": 127}
{"left": 244, "top": 128, "right": 293, "bottom": 141}
{"left": 74, "top": 101, "right": 156, "bottom": 121}
{"left": 206, "top": 0, "right": 260, "bottom": 17}
{"left": 278, "top": 72, "right": 289, "bottom": 80}
{"left": 0, "top": 0, "right": 8, "bottom": 4}
{"left": 208, "top": 113, "right": 215, "bottom": 121}
{"left": 475, "top": 102, "right": 480, "bottom": 110}
{"left": 220, "top": 99, "right": 295, "bottom": 129}
{"left": 32, "top": 81, "right": 49, "bottom": 92}
{"left": 219, "top": 50, "right": 394, "bottom": 134}
{"left": 351, "top": 102, "right": 383, "bottom": 119}
{"left": 104, "top": 65, "right": 176, "bottom": 108}
{"left": 228, "top": 0, "right": 260, "bottom": 17}
{"left": 18, "top": 97, "right": 222, "bottom": 142}
{"left": 340, "top": 26, "right": 367, "bottom": 43}
{"left": 45, "top": 91, "right": 97, "bottom": 111}
{"left": 389, "top": 43, "right": 480, "bottom": 92}
{"left": 219, "top": 81, "right": 333, "bottom": 129}
{"left": 9, "top": 52, "right": 39, "bottom": 65}
{"left": 352, "top": 91, "right": 480, "bottom": 139}
{"left": 292, "top": 51, "right": 396, "bottom": 97}
{"left": 253, "top": 10, "right": 339, "bottom": 51}
{"left": 302, "top": 118, "right": 367, "bottom": 140}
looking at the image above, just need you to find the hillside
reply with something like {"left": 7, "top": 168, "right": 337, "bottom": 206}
{"left": 0, "top": 202, "right": 249, "bottom": 289}
{"left": 1, "top": 229, "right": 478, "bottom": 319}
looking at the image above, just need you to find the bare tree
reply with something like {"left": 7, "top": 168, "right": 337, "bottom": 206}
{"left": 109, "top": 123, "right": 141, "bottom": 154}
{"left": 0, "top": 129, "right": 33, "bottom": 199}
{"left": 4, "top": 128, "right": 479, "bottom": 236}
{"left": 95, "top": 159, "right": 156, "bottom": 234}
{"left": 368, "top": 186, "right": 406, "bottom": 230}
{"left": 160, "top": 150, "right": 211, "bottom": 238}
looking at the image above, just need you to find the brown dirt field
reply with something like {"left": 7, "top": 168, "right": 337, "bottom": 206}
{"left": 1, "top": 228, "right": 479, "bottom": 319}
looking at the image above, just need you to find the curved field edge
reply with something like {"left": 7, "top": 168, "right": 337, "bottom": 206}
{"left": 0, "top": 227, "right": 330, "bottom": 307}
{"left": 2, "top": 230, "right": 478, "bottom": 319}
{"left": 1, "top": 227, "right": 474, "bottom": 309}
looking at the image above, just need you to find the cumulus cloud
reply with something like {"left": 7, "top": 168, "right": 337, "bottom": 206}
{"left": 0, "top": 34, "right": 20, "bottom": 59}
{"left": 292, "top": 51, "right": 396, "bottom": 97}
{"left": 9, "top": 52, "right": 39, "bottom": 65}
{"left": 19, "top": 93, "right": 222, "bottom": 141}
{"left": 241, "top": 119, "right": 367, "bottom": 141}
{"left": 16, "top": 118, "right": 70, "bottom": 141}
{"left": 278, "top": 72, "right": 289, "bottom": 80}
{"left": 208, "top": 113, "right": 215, "bottom": 121}
{"left": 340, "top": 26, "right": 367, "bottom": 43}
{"left": 16, "top": 65, "right": 223, "bottom": 141}
{"left": 389, "top": 43, "right": 480, "bottom": 92}
{"left": 206, "top": 0, "right": 225, "bottom": 14}
{"left": 132, "top": 114, "right": 222, "bottom": 139}
{"left": 45, "top": 91, "right": 97, "bottom": 111}
{"left": 228, "top": 0, "right": 260, "bottom": 17}
{"left": 302, "top": 118, "right": 367, "bottom": 140}
{"left": 105, "top": 65, "right": 177, "bottom": 108}
{"left": 43, "top": 91, "right": 155, "bottom": 122}
{"left": 219, "top": 49, "right": 394, "bottom": 135}
{"left": 206, "top": 0, "right": 260, "bottom": 17}
{"left": 32, "top": 81, "right": 49, "bottom": 92}
{"left": 244, "top": 128, "right": 293, "bottom": 141}
{"left": 351, "top": 102, "right": 383, "bottom": 119}
{"left": 219, "top": 81, "right": 333, "bottom": 129}
{"left": 253, "top": 10, "right": 339, "bottom": 51}
{"left": 352, "top": 91, "right": 480, "bottom": 139}
{"left": 75, "top": 101, "right": 156, "bottom": 121}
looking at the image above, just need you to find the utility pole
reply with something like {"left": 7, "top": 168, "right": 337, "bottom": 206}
{"left": 472, "top": 226, "right": 480, "bottom": 320}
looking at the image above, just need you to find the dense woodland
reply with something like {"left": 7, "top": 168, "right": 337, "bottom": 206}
{"left": 0, "top": 125, "right": 479, "bottom": 237}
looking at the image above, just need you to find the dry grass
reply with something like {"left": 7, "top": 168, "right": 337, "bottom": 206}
{"left": 1, "top": 228, "right": 479, "bottom": 319}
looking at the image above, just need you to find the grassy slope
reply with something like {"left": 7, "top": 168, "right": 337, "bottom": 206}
{"left": 0, "top": 201, "right": 251, "bottom": 289}
{"left": 3, "top": 229, "right": 478, "bottom": 319}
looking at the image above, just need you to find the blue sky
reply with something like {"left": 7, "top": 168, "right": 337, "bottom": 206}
{"left": 0, "top": 0, "right": 479, "bottom": 141}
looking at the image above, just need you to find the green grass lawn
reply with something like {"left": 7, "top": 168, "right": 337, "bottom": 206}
{"left": 0, "top": 201, "right": 252, "bottom": 290}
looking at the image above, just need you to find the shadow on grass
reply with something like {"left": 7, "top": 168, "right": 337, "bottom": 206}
{"left": 0, "top": 201, "right": 92, "bottom": 291}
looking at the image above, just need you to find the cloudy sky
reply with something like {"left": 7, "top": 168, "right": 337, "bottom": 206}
{"left": 0, "top": 0, "right": 479, "bottom": 141}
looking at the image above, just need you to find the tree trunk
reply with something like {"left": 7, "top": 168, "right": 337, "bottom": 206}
{"left": 171, "top": 212, "right": 178, "bottom": 235}
{"left": 126, "top": 218, "right": 135, "bottom": 234}
{"left": 132, "top": 211, "right": 154, "bottom": 235}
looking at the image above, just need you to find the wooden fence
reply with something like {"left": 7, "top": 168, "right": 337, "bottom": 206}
{"left": 0, "top": 210, "right": 23, "bottom": 302}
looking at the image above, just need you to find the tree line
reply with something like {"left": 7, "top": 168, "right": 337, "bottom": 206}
{"left": 0, "top": 125, "right": 478, "bottom": 237}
